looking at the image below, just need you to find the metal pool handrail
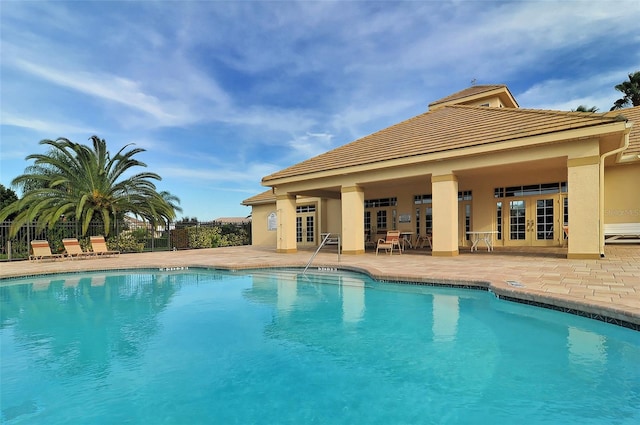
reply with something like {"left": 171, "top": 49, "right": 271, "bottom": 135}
{"left": 303, "top": 233, "right": 340, "bottom": 274}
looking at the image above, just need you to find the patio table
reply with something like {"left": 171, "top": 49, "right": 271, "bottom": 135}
{"left": 399, "top": 232, "right": 414, "bottom": 250}
{"left": 466, "top": 231, "right": 499, "bottom": 252}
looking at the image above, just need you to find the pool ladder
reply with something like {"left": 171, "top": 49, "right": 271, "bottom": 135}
{"left": 303, "top": 233, "right": 340, "bottom": 275}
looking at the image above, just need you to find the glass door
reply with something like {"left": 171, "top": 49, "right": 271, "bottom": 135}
{"left": 507, "top": 196, "right": 559, "bottom": 246}
{"left": 296, "top": 207, "right": 316, "bottom": 248}
{"left": 459, "top": 201, "right": 472, "bottom": 246}
{"left": 508, "top": 199, "right": 528, "bottom": 246}
{"left": 415, "top": 204, "right": 433, "bottom": 242}
{"left": 534, "top": 198, "right": 556, "bottom": 246}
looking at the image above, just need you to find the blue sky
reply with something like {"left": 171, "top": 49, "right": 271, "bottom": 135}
{"left": 1, "top": 1, "right": 639, "bottom": 221}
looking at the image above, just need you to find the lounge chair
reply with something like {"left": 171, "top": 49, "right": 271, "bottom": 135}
{"left": 63, "top": 238, "right": 96, "bottom": 259}
{"left": 90, "top": 236, "right": 120, "bottom": 257}
{"left": 376, "top": 230, "right": 402, "bottom": 255}
{"left": 29, "top": 240, "right": 66, "bottom": 262}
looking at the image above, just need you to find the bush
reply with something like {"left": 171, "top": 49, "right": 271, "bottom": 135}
{"left": 187, "top": 226, "right": 222, "bottom": 248}
{"left": 131, "top": 227, "right": 150, "bottom": 242}
{"left": 219, "top": 230, "right": 248, "bottom": 247}
{"left": 219, "top": 224, "right": 250, "bottom": 246}
{"left": 109, "top": 233, "right": 144, "bottom": 253}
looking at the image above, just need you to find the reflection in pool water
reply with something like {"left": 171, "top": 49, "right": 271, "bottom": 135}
{"left": 1, "top": 269, "right": 639, "bottom": 424}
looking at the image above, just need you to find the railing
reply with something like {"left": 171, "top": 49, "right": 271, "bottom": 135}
{"left": 0, "top": 219, "right": 251, "bottom": 261}
{"left": 303, "top": 233, "right": 340, "bottom": 274}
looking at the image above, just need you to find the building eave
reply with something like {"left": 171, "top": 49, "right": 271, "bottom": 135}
{"left": 262, "top": 120, "right": 629, "bottom": 187}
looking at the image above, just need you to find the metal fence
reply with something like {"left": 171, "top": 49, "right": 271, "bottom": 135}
{"left": 0, "top": 219, "right": 251, "bottom": 261}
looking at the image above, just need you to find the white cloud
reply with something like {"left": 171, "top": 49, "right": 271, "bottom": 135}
{"left": 0, "top": 111, "right": 97, "bottom": 136}
{"left": 11, "top": 58, "right": 184, "bottom": 123}
{"left": 3, "top": 0, "right": 640, "bottom": 219}
{"left": 517, "top": 69, "right": 635, "bottom": 111}
{"left": 223, "top": 106, "right": 317, "bottom": 134}
{"left": 330, "top": 98, "right": 419, "bottom": 141}
{"left": 157, "top": 161, "right": 276, "bottom": 185}
{"left": 286, "top": 131, "right": 335, "bottom": 159}
{"left": 395, "top": 2, "right": 639, "bottom": 82}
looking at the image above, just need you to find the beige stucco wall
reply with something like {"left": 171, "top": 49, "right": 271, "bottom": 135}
{"left": 465, "top": 95, "right": 504, "bottom": 108}
{"left": 567, "top": 158, "right": 601, "bottom": 258}
{"left": 324, "top": 198, "right": 342, "bottom": 235}
{"left": 604, "top": 163, "right": 640, "bottom": 224}
{"left": 250, "top": 204, "right": 278, "bottom": 246}
{"left": 341, "top": 186, "right": 365, "bottom": 254}
{"left": 249, "top": 196, "right": 343, "bottom": 248}
{"left": 276, "top": 194, "right": 297, "bottom": 253}
{"left": 431, "top": 174, "right": 460, "bottom": 256}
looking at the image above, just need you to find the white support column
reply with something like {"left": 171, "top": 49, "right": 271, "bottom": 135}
{"left": 276, "top": 194, "right": 297, "bottom": 253}
{"left": 341, "top": 185, "right": 365, "bottom": 255}
{"left": 567, "top": 156, "right": 601, "bottom": 259}
{"left": 432, "top": 174, "right": 459, "bottom": 256}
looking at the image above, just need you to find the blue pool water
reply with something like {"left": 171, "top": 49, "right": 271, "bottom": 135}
{"left": 1, "top": 268, "right": 639, "bottom": 424}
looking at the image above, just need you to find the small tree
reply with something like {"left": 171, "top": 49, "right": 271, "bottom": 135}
{"left": 0, "top": 184, "right": 19, "bottom": 219}
{"left": 610, "top": 71, "right": 640, "bottom": 110}
{"left": 572, "top": 105, "right": 598, "bottom": 113}
{"left": 175, "top": 216, "right": 198, "bottom": 229}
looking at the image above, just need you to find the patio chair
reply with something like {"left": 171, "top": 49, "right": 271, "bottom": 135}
{"left": 415, "top": 233, "right": 433, "bottom": 249}
{"left": 376, "top": 230, "right": 402, "bottom": 255}
{"left": 90, "top": 236, "right": 120, "bottom": 257}
{"left": 364, "top": 230, "right": 377, "bottom": 248}
{"left": 63, "top": 238, "right": 96, "bottom": 259}
{"left": 29, "top": 240, "right": 66, "bottom": 262}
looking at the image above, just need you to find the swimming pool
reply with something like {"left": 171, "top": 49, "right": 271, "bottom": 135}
{"left": 1, "top": 268, "right": 638, "bottom": 424}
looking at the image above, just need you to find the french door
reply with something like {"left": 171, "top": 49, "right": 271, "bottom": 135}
{"left": 296, "top": 212, "right": 316, "bottom": 247}
{"left": 415, "top": 204, "right": 433, "bottom": 240}
{"left": 507, "top": 196, "right": 559, "bottom": 246}
{"left": 459, "top": 200, "right": 472, "bottom": 245}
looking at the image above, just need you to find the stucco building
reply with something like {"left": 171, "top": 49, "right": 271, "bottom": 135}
{"left": 243, "top": 85, "right": 640, "bottom": 259}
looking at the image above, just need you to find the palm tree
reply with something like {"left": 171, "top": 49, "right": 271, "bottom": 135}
{"left": 572, "top": 105, "right": 599, "bottom": 112}
{"left": 0, "top": 136, "right": 181, "bottom": 237}
{"left": 610, "top": 71, "right": 640, "bottom": 110}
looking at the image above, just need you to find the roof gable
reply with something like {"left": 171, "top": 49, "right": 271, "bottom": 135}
{"left": 428, "top": 85, "right": 518, "bottom": 110}
{"left": 242, "top": 189, "right": 275, "bottom": 206}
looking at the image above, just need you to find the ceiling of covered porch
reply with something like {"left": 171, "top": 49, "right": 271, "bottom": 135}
{"left": 285, "top": 156, "right": 569, "bottom": 200}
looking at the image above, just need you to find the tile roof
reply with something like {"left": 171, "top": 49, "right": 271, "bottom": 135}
{"left": 620, "top": 105, "right": 640, "bottom": 157}
{"left": 428, "top": 84, "right": 509, "bottom": 108}
{"left": 214, "top": 217, "right": 251, "bottom": 224}
{"left": 263, "top": 105, "right": 628, "bottom": 183}
{"left": 242, "top": 189, "right": 275, "bottom": 205}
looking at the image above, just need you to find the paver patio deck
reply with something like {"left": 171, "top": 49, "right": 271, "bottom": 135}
{"left": 1, "top": 244, "right": 639, "bottom": 328}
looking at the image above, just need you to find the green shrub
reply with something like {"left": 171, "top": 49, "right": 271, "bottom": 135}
{"left": 187, "top": 226, "right": 222, "bottom": 248}
{"left": 131, "top": 227, "right": 150, "bottom": 242}
{"left": 109, "top": 233, "right": 144, "bottom": 253}
{"left": 219, "top": 231, "right": 247, "bottom": 247}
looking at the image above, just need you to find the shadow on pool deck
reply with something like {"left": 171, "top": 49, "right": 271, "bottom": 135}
{"left": 1, "top": 244, "right": 639, "bottom": 328}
